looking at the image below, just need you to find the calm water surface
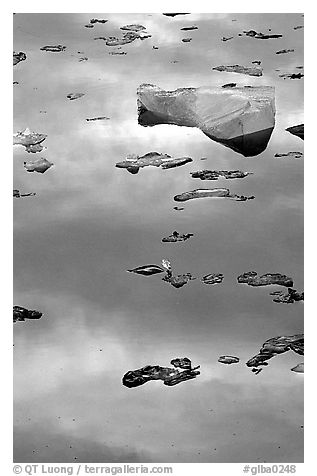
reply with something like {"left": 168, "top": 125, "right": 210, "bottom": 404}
{"left": 13, "top": 13, "right": 304, "bottom": 463}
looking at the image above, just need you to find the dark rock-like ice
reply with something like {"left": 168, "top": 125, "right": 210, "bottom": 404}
{"left": 191, "top": 170, "right": 252, "bottom": 180}
{"left": 162, "top": 231, "right": 193, "bottom": 242}
{"left": 116, "top": 152, "right": 192, "bottom": 174}
{"left": 123, "top": 357, "right": 200, "bottom": 388}
{"left": 182, "top": 38, "right": 192, "bottom": 42}
{"left": 286, "top": 124, "right": 304, "bottom": 140}
{"left": 13, "top": 306, "right": 42, "bottom": 323}
{"left": 218, "top": 356, "right": 240, "bottom": 364}
{"left": 222, "top": 36, "right": 234, "bottom": 42}
{"left": 13, "top": 51, "right": 26, "bottom": 66}
{"left": 127, "top": 264, "right": 165, "bottom": 276}
{"left": 137, "top": 84, "right": 275, "bottom": 157}
{"left": 294, "top": 25, "right": 304, "bottom": 30}
{"left": 237, "top": 271, "right": 293, "bottom": 287}
{"left": 270, "top": 288, "right": 304, "bottom": 303}
{"left": 201, "top": 273, "right": 224, "bottom": 285}
{"left": 174, "top": 188, "right": 255, "bottom": 202}
{"left": 24, "top": 158, "right": 54, "bottom": 174}
{"left": 212, "top": 64, "right": 263, "bottom": 76}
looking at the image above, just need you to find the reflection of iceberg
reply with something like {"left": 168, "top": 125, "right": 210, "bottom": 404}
{"left": 137, "top": 84, "right": 275, "bottom": 156}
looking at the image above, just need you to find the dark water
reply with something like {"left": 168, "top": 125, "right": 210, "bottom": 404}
{"left": 13, "top": 13, "right": 304, "bottom": 463}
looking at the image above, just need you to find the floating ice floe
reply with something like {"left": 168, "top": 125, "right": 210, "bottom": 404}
{"left": 246, "top": 334, "right": 304, "bottom": 373}
{"left": 190, "top": 170, "right": 252, "bottom": 180}
{"left": 123, "top": 357, "right": 200, "bottom": 388}
{"left": 162, "top": 231, "right": 193, "bottom": 242}
{"left": 116, "top": 152, "right": 192, "bottom": 174}
{"left": 270, "top": 288, "right": 304, "bottom": 303}
{"left": 174, "top": 188, "right": 255, "bottom": 202}
{"left": 237, "top": 271, "right": 293, "bottom": 287}
{"left": 201, "top": 274, "right": 224, "bottom": 285}
{"left": 24, "top": 158, "right": 53, "bottom": 174}
{"left": 212, "top": 64, "right": 263, "bottom": 76}
{"left": 13, "top": 51, "right": 26, "bottom": 66}
{"left": 13, "top": 306, "right": 43, "bottom": 323}
{"left": 40, "top": 45, "right": 66, "bottom": 52}
{"left": 218, "top": 356, "right": 240, "bottom": 364}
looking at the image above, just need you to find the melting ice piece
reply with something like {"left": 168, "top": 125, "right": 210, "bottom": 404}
{"left": 24, "top": 158, "right": 53, "bottom": 174}
{"left": 163, "top": 13, "right": 190, "bottom": 17}
{"left": 174, "top": 188, "right": 255, "bottom": 202}
{"left": 122, "top": 357, "right": 200, "bottom": 388}
{"left": 99, "top": 31, "right": 151, "bottom": 46}
{"left": 180, "top": 26, "right": 198, "bottom": 31}
{"left": 182, "top": 38, "right": 192, "bottom": 42}
{"left": 237, "top": 271, "right": 293, "bottom": 287}
{"left": 116, "top": 152, "right": 192, "bottom": 174}
{"left": 40, "top": 45, "right": 66, "bottom": 52}
{"left": 173, "top": 206, "right": 184, "bottom": 211}
{"left": 276, "top": 49, "right": 294, "bottom": 54}
{"left": 190, "top": 170, "right": 252, "bottom": 180}
{"left": 201, "top": 273, "right": 224, "bottom": 285}
{"left": 222, "top": 36, "right": 234, "bottom": 41}
{"left": 137, "top": 84, "right": 275, "bottom": 157}
{"left": 218, "top": 356, "right": 240, "bottom": 364}
{"left": 286, "top": 124, "right": 304, "bottom": 140}
{"left": 274, "top": 151, "right": 303, "bottom": 159}
{"left": 90, "top": 18, "right": 108, "bottom": 24}
{"left": 162, "top": 273, "right": 195, "bottom": 288}
{"left": 86, "top": 116, "right": 110, "bottom": 122}
{"left": 246, "top": 334, "right": 304, "bottom": 372}
{"left": 13, "top": 128, "right": 47, "bottom": 147}
{"left": 13, "top": 51, "right": 26, "bottom": 66}
{"left": 120, "top": 24, "right": 146, "bottom": 31}
{"left": 13, "top": 306, "right": 42, "bottom": 323}
{"left": 162, "top": 231, "right": 193, "bottom": 242}
{"left": 270, "top": 288, "right": 304, "bottom": 303}
{"left": 222, "top": 83, "right": 237, "bottom": 88}
{"left": 279, "top": 72, "right": 303, "bottom": 79}
{"left": 161, "top": 258, "right": 195, "bottom": 288}
{"left": 127, "top": 264, "right": 165, "bottom": 276}
{"left": 13, "top": 189, "right": 36, "bottom": 198}
{"left": 291, "top": 363, "right": 304, "bottom": 373}
{"left": 212, "top": 64, "right": 263, "bottom": 76}
{"left": 67, "top": 93, "right": 85, "bottom": 100}
{"left": 294, "top": 25, "right": 304, "bottom": 30}
{"left": 242, "top": 30, "right": 283, "bottom": 39}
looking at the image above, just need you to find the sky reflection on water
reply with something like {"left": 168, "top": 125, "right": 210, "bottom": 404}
{"left": 13, "top": 12, "right": 303, "bottom": 463}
